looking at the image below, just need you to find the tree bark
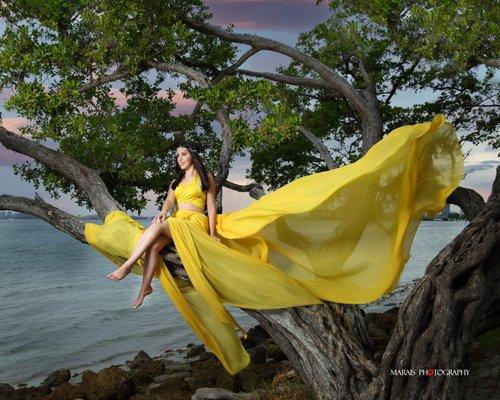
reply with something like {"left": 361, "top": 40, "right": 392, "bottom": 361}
{"left": 0, "top": 193, "right": 86, "bottom": 242}
{"left": 0, "top": 127, "right": 124, "bottom": 219}
{"left": 447, "top": 186, "right": 486, "bottom": 221}
{"left": 246, "top": 304, "right": 377, "bottom": 400}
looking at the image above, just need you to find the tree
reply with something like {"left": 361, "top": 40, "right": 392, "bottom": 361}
{"left": 0, "top": 1, "right": 498, "bottom": 399}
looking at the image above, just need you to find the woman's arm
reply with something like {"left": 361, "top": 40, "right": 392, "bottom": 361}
{"left": 153, "top": 182, "right": 176, "bottom": 224}
{"left": 206, "top": 173, "right": 218, "bottom": 237}
{"left": 161, "top": 183, "right": 176, "bottom": 214}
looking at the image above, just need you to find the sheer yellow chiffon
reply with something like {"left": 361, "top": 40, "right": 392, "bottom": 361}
{"left": 84, "top": 114, "right": 464, "bottom": 375}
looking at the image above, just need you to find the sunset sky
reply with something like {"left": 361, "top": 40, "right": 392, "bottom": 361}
{"left": 1, "top": 0, "right": 498, "bottom": 216}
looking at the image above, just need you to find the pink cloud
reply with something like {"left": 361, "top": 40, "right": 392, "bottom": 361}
{"left": 0, "top": 148, "right": 31, "bottom": 166}
{"left": 0, "top": 118, "right": 50, "bottom": 166}
{"left": 205, "top": 0, "right": 329, "bottom": 30}
{"left": 0, "top": 116, "right": 33, "bottom": 166}
{"left": 1, "top": 117, "right": 30, "bottom": 134}
{"left": 0, "top": 88, "right": 15, "bottom": 101}
{"left": 107, "top": 88, "right": 196, "bottom": 115}
{"left": 171, "top": 90, "right": 196, "bottom": 116}
{"left": 108, "top": 88, "right": 127, "bottom": 108}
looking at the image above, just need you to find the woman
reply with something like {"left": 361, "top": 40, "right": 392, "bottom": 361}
{"left": 106, "top": 141, "right": 220, "bottom": 309}
{"left": 87, "top": 114, "right": 464, "bottom": 374}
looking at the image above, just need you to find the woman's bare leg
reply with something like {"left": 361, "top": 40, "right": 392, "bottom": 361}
{"left": 132, "top": 234, "right": 172, "bottom": 309}
{"left": 107, "top": 221, "right": 172, "bottom": 280}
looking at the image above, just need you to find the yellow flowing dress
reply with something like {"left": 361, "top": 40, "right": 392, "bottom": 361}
{"left": 84, "top": 114, "right": 464, "bottom": 374}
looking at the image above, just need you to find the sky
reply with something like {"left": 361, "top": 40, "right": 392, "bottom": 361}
{"left": 0, "top": 0, "right": 498, "bottom": 217}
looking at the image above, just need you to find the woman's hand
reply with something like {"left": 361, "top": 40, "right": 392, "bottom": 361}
{"left": 210, "top": 232, "right": 221, "bottom": 243}
{"left": 152, "top": 210, "right": 167, "bottom": 225}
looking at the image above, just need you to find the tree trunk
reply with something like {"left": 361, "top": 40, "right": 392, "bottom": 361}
{"left": 246, "top": 304, "right": 377, "bottom": 400}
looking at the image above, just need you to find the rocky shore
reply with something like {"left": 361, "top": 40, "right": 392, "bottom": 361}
{"left": 1, "top": 292, "right": 498, "bottom": 399}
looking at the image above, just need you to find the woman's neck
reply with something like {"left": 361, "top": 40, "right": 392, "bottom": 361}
{"left": 184, "top": 166, "right": 196, "bottom": 178}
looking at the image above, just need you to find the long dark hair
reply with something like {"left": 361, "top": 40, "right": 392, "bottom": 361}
{"left": 171, "top": 140, "right": 211, "bottom": 192}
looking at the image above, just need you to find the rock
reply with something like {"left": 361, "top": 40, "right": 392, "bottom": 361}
{"left": 164, "top": 362, "right": 193, "bottom": 375}
{"left": 248, "top": 346, "right": 266, "bottom": 365}
{"left": 235, "top": 363, "right": 279, "bottom": 392}
{"left": 198, "top": 352, "right": 217, "bottom": 362}
{"left": 147, "top": 374, "right": 191, "bottom": 399}
{"left": 186, "top": 344, "right": 206, "bottom": 358}
{"left": 126, "top": 351, "right": 165, "bottom": 387}
{"left": 9, "top": 385, "right": 51, "bottom": 400}
{"left": 129, "top": 394, "right": 156, "bottom": 400}
{"left": 42, "top": 368, "right": 71, "bottom": 387}
{"left": 127, "top": 351, "right": 152, "bottom": 369}
{"left": 0, "top": 383, "right": 15, "bottom": 399}
{"left": 127, "top": 358, "right": 165, "bottom": 387}
{"left": 265, "top": 340, "right": 286, "bottom": 362}
{"left": 153, "top": 371, "right": 191, "bottom": 383}
{"left": 80, "top": 366, "right": 134, "bottom": 400}
{"left": 185, "top": 359, "right": 235, "bottom": 392}
{"left": 191, "top": 387, "right": 240, "bottom": 400}
{"left": 48, "top": 382, "right": 83, "bottom": 400}
{"left": 241, "top": 325, "right": 270, "bottom": 349}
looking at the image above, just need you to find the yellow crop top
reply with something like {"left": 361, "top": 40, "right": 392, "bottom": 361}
{"left": 173, "top": 171, "right": 206, "bottom": 210}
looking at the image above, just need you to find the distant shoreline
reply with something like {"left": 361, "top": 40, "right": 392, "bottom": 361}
{"left": 0, "top": 212, "right": 153, "bottom": 220}
{"left": 0, "top": 212, "right": 467, "bottom": 221}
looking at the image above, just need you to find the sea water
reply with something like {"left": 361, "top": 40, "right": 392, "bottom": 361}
{"left": 0, "top": 218, "right": 467, "bottom": 385}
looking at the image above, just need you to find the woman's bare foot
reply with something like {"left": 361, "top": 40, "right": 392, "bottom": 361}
{"left": 132, "top": 286, "right": 153, "bottom": 309}
{"left": 107, "top": 263, "right": 132, "bottom": 281}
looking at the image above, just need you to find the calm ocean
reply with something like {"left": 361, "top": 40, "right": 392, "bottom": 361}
{"left": 0, "top": 218, "right": 467, "bottom": 386}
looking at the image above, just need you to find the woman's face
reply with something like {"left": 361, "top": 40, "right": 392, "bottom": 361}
{"left": 176, "top": 147, "right": 193, "bottom": 170}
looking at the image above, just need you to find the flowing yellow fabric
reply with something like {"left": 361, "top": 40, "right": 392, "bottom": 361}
{"left": 84, "top": 114, "right": 464, "bottom": 375}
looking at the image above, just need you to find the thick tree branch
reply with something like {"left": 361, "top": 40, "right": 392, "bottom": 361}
{"left": 447, "top": 186, "right": 486, "bottom": 221}
{"left": 475, "top": 56, "right": 500, "bottom": 68}
{"left": 235, "top": 68, "right": 340, "bottom": 93}
{"left": 222, "top": 179, "right": 266, "bottom": 199}
{"left": 146, "top": 60, "right": 210, "bottom": 86}
{"left": 77, "top": 65, "right": 147, "bottom": 93}
{"left": 0, "top": 127, "right": 123, "bottom": 218}
{"left": 0, "top": 193, "right": 86, "bottom": 242}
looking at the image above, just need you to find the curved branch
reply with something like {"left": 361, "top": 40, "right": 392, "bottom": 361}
{"left": 182, "top": 17, "right": 368, "bottom": 114}
{"left": 299, "top": 126, "right": 338, "bottom": 169}
{"left": 147, "top": 60, "right": 235, "bottom": 204}
{"left": 77, "top": 65, "right": 147, "bottom": 93}
{"left": 212, "top": 47, "right": 261, "bottom": 85}
{"left": 0, "top": 127, "right": 124, "bottom": 218}
{"left": 0, "top": 193, "right": 86, "bottom": 242}
{"left": 145, "top": 60, "right": 210, "bottom": 86}
{"left": 235, "top": 69, "right": 339, "bottom": 92}
{"left": 475, "top": 56, "right": 500, "bottom": 68}
{"left": 222, "top": 179, "right": 266, "bottom": 199}
{"left": 447, "top": 186, "right": 486, "bottom": 221}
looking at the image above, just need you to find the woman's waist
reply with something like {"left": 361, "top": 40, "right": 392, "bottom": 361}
{"left": 175, "top": 204, "right": 206, "bottom": 215}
